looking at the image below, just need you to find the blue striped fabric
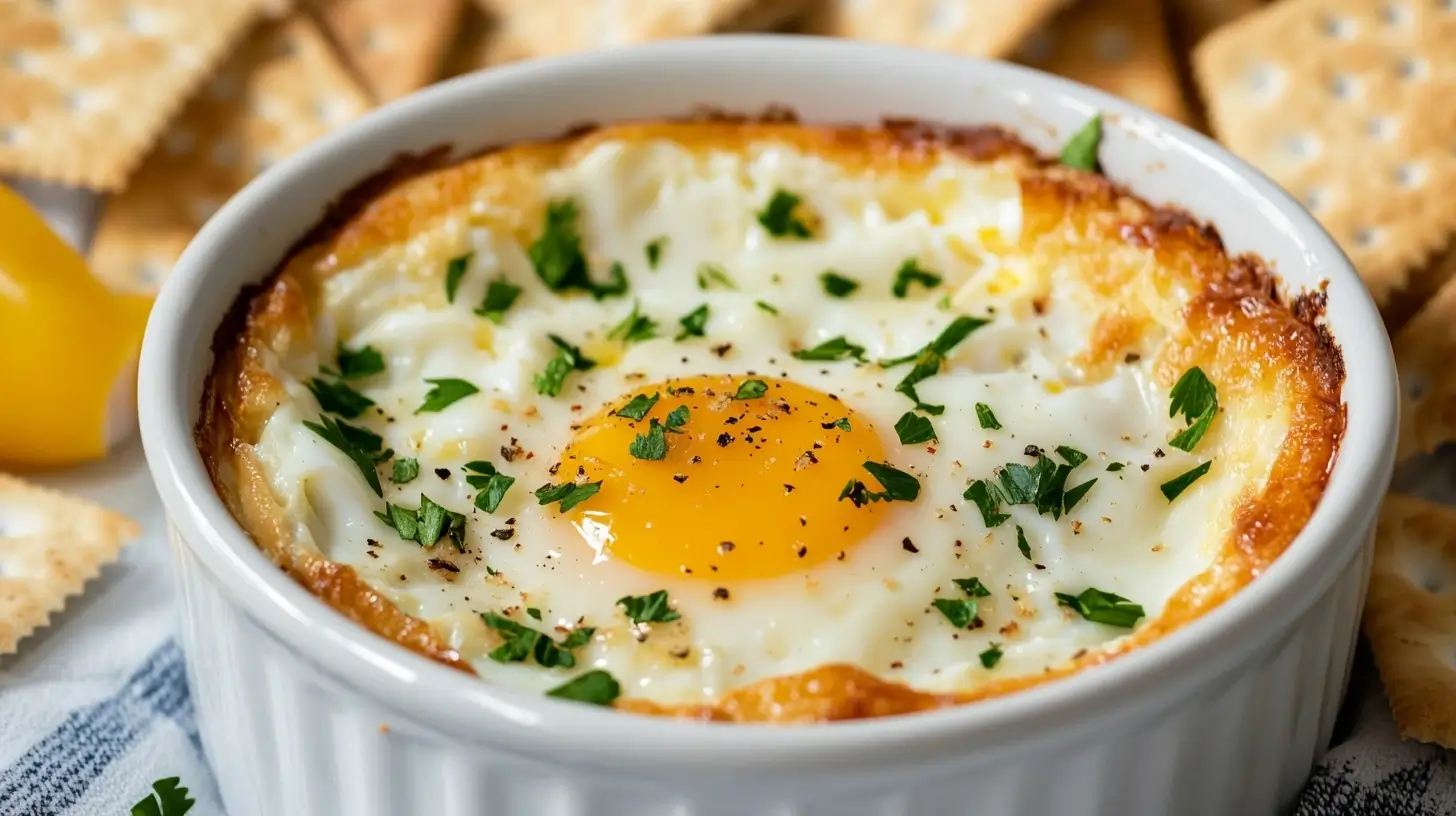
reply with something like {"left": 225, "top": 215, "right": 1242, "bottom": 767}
{"left": 0, "top": 639, "right": 196, "bottom": 815}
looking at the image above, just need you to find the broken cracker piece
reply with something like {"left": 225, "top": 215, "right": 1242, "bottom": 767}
{"left": 0, "top": 0, "right": 267, "bottom": 190}
{"left": 1167, "top": 0, "right": 1265, "bottom": 46}
{"left": 1194, "top": 0, "right": 1456, "bottom": 308}
{"left": 476, "top": 0, "right": 764, "bottom": 58}
{"left": 88, "top": 15, "right": 373, "bottom": 295}
{"left": 1394, "top": 270, "right": 1456, "bottom": 461}
{"left": 1016, "top": 0, "right": 1192, "bottom": 124}
{"left": 310, "top": 0, "right": 464, "bottom": 102}
{"left": 1366, "top": 494, "right": 1456, "bottom": 748}
{"left": 803, "top": 0, "right": 1068, "bottom": 59}
{"left": 0, "top": 474, "right": 138, "bottom": 655}
{"left": 440, "top": 3, "right": 522, "bottom": 77}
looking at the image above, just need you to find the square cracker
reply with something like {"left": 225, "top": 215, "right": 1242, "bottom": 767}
{"left": 1015, "top": 0, "right": 1192, "bottom": 124}
{"left": 88, "top": 16, "right": 373, "bottom": 294}
{"left": 1366, "top": 494, "right": 1456, "bottom": 748}
{"left": 0, "top": 0, "right": 267, "bottom": 190}
{"left": 1193, "top": 0, "right": 1456, "bottom": 308}
{"left": 475, "top": 0, "right": 766, "bottom": 58}
{"left": 0, "top": 474, "right": 139, "bottom": 655}
{"left": 1392, "top": 264, "right": 1456, "bottom": 461}
{"left": 802, "top": 0, "right": 1068, "bottom": 59}
{"left": 310, "top": 0, "right": 465, "bottom": 102}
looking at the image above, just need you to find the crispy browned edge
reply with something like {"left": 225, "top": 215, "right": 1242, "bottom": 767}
{"left": 196, "top": 109, "right": 1346, "bottom": 723}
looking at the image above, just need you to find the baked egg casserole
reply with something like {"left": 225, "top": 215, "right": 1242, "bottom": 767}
{"left": 197, "top": 118, "right": 1345, "bottom": 722}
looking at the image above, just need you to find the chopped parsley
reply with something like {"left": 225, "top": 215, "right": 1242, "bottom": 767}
{"left": 303, "top": 414, "right": 385, "bottom": 496}
{"left": 415, "top": 377, "right": 479, "bottom": 413}
{"left": 676, "top": 304, "right": 709, "bottom": 340}
{"left": 1016, "top": 525, "right": 1032, "bottom": 560}
{"left": 1107, "top": 462, "right": 1126, "bottom": 472}
{"left": 645, "top": 236, "right": 667, "bottom": 269}
{"left": 535, "top": 480, "right": 603, "bottom": 512}
{"left": 629, "top": 419, "right": 668, "bottom": 460}
{"left": 932, "top": 597, "right": 978, "bottom": 629}
{"left": 975, "top": 403, "right": 1002, "bottom": 430}
{"left": 1056, "top": 446, "right": 1088, "bottom": 467}
{"left": 791, "top": 336, "right": 866, "bottom": 363}
{"left": 334, "top": 343, "right": 385, "bottom": 379}
{"left": 879, "top": 316, "right": 991, "bottom": 414}
{"left": 990, "top": 449, "right": 1100, "bottom": 520}
{"left": 825, "top": 417, "right": 851, "bottom": 431}
{"left": 892, "top": 258, "right": 942, "bottom": 298}
{"left": 615, "top": 392, "right": 660, "bottom": 421}
{"left": 528, "top": 200, "right": 628, "bottom": 299}
{"left": 616, "top": 590, "right": 681, "bottom": 624}
{"left": 756, "top": 188, "right": 813, "bottom": 238}
{"left": 732, "top": 379, "right": 767, "bottom": 400}
{"left": 963, "top": 480, "right": 1010, "bottom": 528}
{"left": 1161, "top": 460, "right": 1212, "bottom": 501}
{"left": 1059, "top": 113, "right": 1103, "bottom": 172}
{"left": 527, "top": 607, "right": 542, "bottom": 620}
{"left": 534, "top": 334, "right": 596, "bottom": 396}
{"left": 444, "top": 252, "right": 472, "bottom": 303}
{"left": 1062, "top": 478, "right": 1097, "bottom": 512}
{"left": 476, "top": 277, "right": 522, "bottom": 323}
{"left": 463, "top": 460, "right": 515, "bottom": 513}
{"left": 894, "top": 411, "right": 936, "bottom": 445}
{"left": 608, "top": 301, "right": 658, "bottom": 344}
{"left": 839, "top": 461, "right": 921, "bottom": 506}
{"left": 306, "top": 377, "right": 374, "bottom": 419}
{"left": 696, "top": 262, "right": 737, "bottom": 290}
{"left": 131, "top": 776, "right": 195, "bottom": 816}
{"left": 481, "top": 612, "right": 594, "bottom": 668}
{"left": 1055, "top": 587, "right": 1144, "bottom": 628}
{"left": 391, "top": 457, "right": 420, "bottom": 484}
{"left": 374, "top": 494, "right": 467, "bottom": 549}
{"left": 755, "top": 300, "right": 779, "bottom": 315}
{"left": 953, "top": 577, "right": 991, "bottom": 597}
{"left": 665, "top": 405, "right": 690, "bottom": 432}
{"left": 546, "top": 669, "right": 620, "bottom": 706}
{"left": 820, "top": 271, "right": 860, "bottom": 298}
{"left": 979, "top": 643, "right": 1004, "bottom": 669}
{"left": 1168, "top": 366, "right": 1218, "bottom": 452}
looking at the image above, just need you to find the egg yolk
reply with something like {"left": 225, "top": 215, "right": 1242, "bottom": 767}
{"left": 558, "top": 375, "right": 888, "bottom": 581}
{"left": 0, "top": 183, "right": 151, "bottom": 467}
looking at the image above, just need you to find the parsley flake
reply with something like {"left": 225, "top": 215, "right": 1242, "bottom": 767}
{"left": 880, "top": 316, "right": 991, "bottom": 414}
{"left": 535, "top": 480, "right": 603, "bottom": 512}
{"left": 645, "top": 236, "right": 667, "bottom": 269}
{"left": 1056, "top": 446, "right": 1088, "bottom": 467}
{"left": 1059, "top": 113, "right": 1103, "bottom": 172}
{"left": 375, "top": 494, "right": 467, "bottom": 549}
{"left": 664, "top": 405, "right": 690, "bottom": 432}
{"left": 1168, "top": 367, "right": 1218, "bottom": 452}
{"left": 615, "top": 392, "right": 660, "bottom": 421}
{"left": 617, "top": 590, "right": 681, "bottom": 623}
{"left": 528, "top": 200, "right": 628, "bottom": 299}
{"left": 444, "top": 252, "right": 472, "bottom": 303}
{"left": 535, "top": 334, "right": 596, "bottom": 396}
{"left": 463, "top": 461, "right": 516, "bottom": 513}
{"left": 546, "top": 669, "right": 621, "bottom": 706}
{"left": 954, "top": 577, "right": 991, "bottom": 597}
{"left": 416, "top": 377, "right": 479, "bottom": 413}
{"left": 820, "top": 271, "right": 860, "bottom": 298}
{"left": 964, "top": 480, "right": 1010, "bottom": 528}
{"left": 733, "top": 379, "right": 768, "bottom": 400}
{"left": 1016, "top": 525, "right": 1032, "bottom": 560}
{"left": 131, "top": 776, "right": 195, "bottom": 816}
{"left": 303, "top": 414, "right": 384, "bottom": 496}
{"left": 824, "top": 417, "right": 851, "bottom": 431}
{"left": 1055, "top": 587, "right": 1144, "bottom": 628}
{"left": 476, "top": 277, "right": 522, "bottom": 323}
{"left": 306, "top": 377, "right": 374, "bottom": 419}
{"left": 335, "top": 343, "right": 385, "bottom": 379}
{"left": 994, "top": 453, "right": 1082, "bottom": 520}
{"left": 932, "top": 598, "right": 978, "bottom": 629}
{"left": 608, "top": 301, "right": 659, "bottom": 344}
{"left": 1107, "top": 462, "right": 1126, "bottom": 472}
{"left": 676, "top": 304, "right": 709, "bottom": 340}
{"left": 839, "top": 461, "right": 920, "bottom": 506}
{"left": 391, "top": 457, "right": 420, "bottom": 484}
{"left": 894, "top": 411, "right": 936, "bottom": 444}
{"left": 791, "top": 336, "right": 866, "bottom": 363}
{"left": 757, "top": 188, "right": 813, "bottom": 238}
{"left": 1063, "top": 478, "right": 1097, "bottom": 513}
{"left": 1161, "top": 460, "right": 1212, "bottom": 501}
{"left": 482, "top": 612, "right": 594, "bottom": 668}
{"left": 892, "top": 258, "right": 942, "bottom": 298}
{"left": 629, "top": 419, "right": 669, "bottom": 460}
{"left": 979, "top": 643, "right": 1004, "bottom": 669}
{"left": 696, "top": 262, "right": 737, "bottom": 290}
{"left": 755, "top": 300, "right": 779, "bottom": 315}
{"left": 975, "top": 402, "right": 1002, "bottom": 430}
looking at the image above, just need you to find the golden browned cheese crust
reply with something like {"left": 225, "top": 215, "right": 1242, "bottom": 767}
{"left": 198, "top": 118, "right": 1344, "bottom": 722}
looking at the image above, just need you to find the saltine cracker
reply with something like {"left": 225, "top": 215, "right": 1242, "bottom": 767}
{"left": 803, "top": 0, "right": 1068, "bottom": 59}
{"left": 310, "top": 0, "right": 465, "bottom": 102}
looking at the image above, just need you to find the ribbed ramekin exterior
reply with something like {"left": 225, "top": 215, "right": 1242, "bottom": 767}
{"left": 172, "top": 522, "right": 1372, "bottom": 816}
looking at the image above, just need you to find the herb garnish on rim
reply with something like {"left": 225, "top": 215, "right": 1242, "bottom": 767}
{"left": 1059, "top": 113, "right": 1103, "bottom": 172}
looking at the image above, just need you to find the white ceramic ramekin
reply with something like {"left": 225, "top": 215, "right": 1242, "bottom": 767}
{"left": 139, "top": 37, "right": 1396, "bottom": 816}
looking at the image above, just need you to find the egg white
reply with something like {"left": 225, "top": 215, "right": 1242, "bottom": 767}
{"left": 250, "top": 137, "right": 1272, "bottom": 705}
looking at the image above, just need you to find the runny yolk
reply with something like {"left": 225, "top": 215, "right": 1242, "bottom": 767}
{"left": 558, "top": 374, "right": 888, "bottom": 581}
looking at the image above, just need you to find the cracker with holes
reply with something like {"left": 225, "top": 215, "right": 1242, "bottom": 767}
{"left": 0, "top": 474, "right": 139, "bottom": 655}
{"left": 88, "top": 15, "right": 372, "bottom": 294}
{"left": 802, "top": 0, "right": 1067, "bottom": 58}
{"left": 476, "top": 0, "right": 780, "bottom": 58}
{"left": 0, "top": 0, "right": 267, "bottom": 190}
{"left": 1194, "top": 0, "right": 1456, "bottom": 312}
{"left": 1366, "top": 494, "right": 1456, "bottom": 748}
{"left": 1394, "top": 270, "right": 1456, "bottom": 461}
{"left": 1016, "top": 0, "right": 1192, "bottom": 124}
{"left": 311, "top": 0, "right": 464, "bottom": 102}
